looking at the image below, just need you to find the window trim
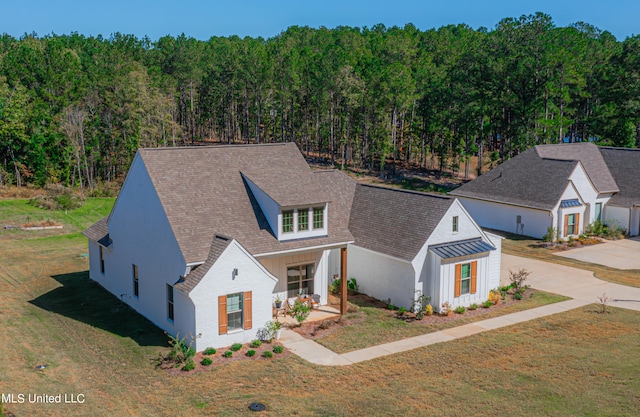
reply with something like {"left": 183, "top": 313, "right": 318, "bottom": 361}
{"left": 452, "top": 216, "right": 459, "bottom": 233}
{"left": 132, "top": 264, "right": 139, "bottom": 297}
{"left": 454, "top": 261, "right": 477, "bottom": 297}
{"left": 166, "top": 284, "right": 174, "bottom": 322}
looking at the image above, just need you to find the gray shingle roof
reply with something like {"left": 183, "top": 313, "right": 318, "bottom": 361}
{"left": 82, "top": 216, "right": 111, "bottom": 247}
{"left": 430, "top": 237, "right": 495, "bottom": 259}
{"left": 450, "top": 147, "right": 578, "bottom": 210}
{"left": 600, "top": 147, "right": 640, "bottom": 207}
{"left": 348, "top": 184, "right": 455, "bottom": 261}
{"left": 535, "top": 142, "right": 619, "bottom": 193}
{"left": 138, "top": 143, "right": 353, "bottom": 263}
{"left": 174, "top": 235, "right": 233, "bottom": 293}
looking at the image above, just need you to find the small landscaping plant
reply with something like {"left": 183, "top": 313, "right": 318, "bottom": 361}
{"left": 482, "top": 300, "right": 493, "bottom": 308}
{"left": 469, "top": 303, "right": 478, "bottom": 310}
{"left": 181, "top": 358, "right": 195, "bottom": 371}
{"left": 246, "top": 349, "right": 256, "bottom": 357}
{"left": 488, "top": 289, "right": 501, "bottom": 305}
{"left": 230, "top": 343, "right": 243, "bottom": 352}
{"left": 203, "top": 347, "right": 216, "bottom": 355}
{"left": 425, "top": 304, "right": 433, "bottom": 316}
{"left": 273, "top": 345, "right": 284, "bottom": 354}
{"left": 164, "top": 332, "right": 196, "bottom": 367}
{"left": 292, "top": 299, "right": 312, "bottom": 325}
{"left": 201, "top": 357, "right": 213, "bottom": 366}
{"left": 223, "top": 350, "right": 233, "bottom": 358}
{"left": 597, "top": 293, "right": 612, "bottom": 314}
{"left": 263, "top": 351, "right": 273, "bottom": 358}
{"left": 250, "top": 339, "right": 262, "bottom": 348}
{"left": 454, "top": 306, "right": 466, "bottom": 314}
{"left": 440, "top": 301, "right": 452, "bottom": 316}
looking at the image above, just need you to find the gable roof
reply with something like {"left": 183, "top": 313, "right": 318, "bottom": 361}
{"left": 136, "top": 143, "right": 353, "bottom": 263}
{"left": 174, "top": 234, "right": 234, "bottom": 293}
{"left": 348, "top": 184, "right": 455, "bottom": 261}
{"left": 535, "top": 142, "right": 619, "bottom": 194}
{"left": 600, "top": 147, "right": 640, "bottom": 207}
{"left": 450, "top": 147, "right": 578, "bottom": 210}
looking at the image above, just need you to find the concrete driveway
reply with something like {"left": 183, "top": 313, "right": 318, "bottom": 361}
{"left": 502, "top": 253, "right": 640, "bottom": 312}
{"left": 553, "top": 237, "right": 640, "bottom": 270}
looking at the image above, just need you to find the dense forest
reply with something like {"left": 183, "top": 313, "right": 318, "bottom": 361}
{"left": 1, "top": 12, "right": 640, "bottom": 189}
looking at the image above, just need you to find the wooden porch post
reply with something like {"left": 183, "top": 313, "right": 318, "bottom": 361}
{"left": 340, "top": 247, "right": 347, "bottom": 315}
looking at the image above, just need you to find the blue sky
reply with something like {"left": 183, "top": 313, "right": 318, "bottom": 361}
{"left": 1, "top": 0, "right": 638, "bottom": 41}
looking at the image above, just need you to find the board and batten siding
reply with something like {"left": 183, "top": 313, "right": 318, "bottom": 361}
{"left": 436, "top": 254, "right": 492, "bottom": 311}
{"left": 190, "top": 241, "right": 277, "bottom": 351}
{"left": 92, "top": 153, "right": 195, "bottom": 339}
{"left": 259, "top": 250, "right": 330, "bottom": 305}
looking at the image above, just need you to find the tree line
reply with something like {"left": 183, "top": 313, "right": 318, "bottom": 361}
{"left": 1, "top": 12, "right": 639, "bottom": 188}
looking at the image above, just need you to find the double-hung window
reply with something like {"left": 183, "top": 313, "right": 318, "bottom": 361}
{"left": 282, "top": 210, "right": 294, "bottom": 233}
{"left": 455, "top": 261, "right": 477, "bottom": 297}
{"left": 226, "top": 293, "right": 243, "bottom": 331}
{"left": 452, "top": 216, "right": 459, "bottom": 233}
{"left": 218, "top": 292, "right": 252, "bottom": 334}
{"left": 132, "top": 264, "right": 139, "bottom": 297}
{"left": 565, "top": 213, "right": 579, "bottom": 236}
{"left": 298, "top": 209, "right": 309, "bottom": 231}
{"left": 313, "top": 207, "right": 324, "bottom": 230}
{"left": 167, "top": 284, "right": 174, "bottom": 321}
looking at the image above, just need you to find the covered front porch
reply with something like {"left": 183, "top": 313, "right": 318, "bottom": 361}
{"left": 257, "top": 245, "right": 350, "bottom": 315}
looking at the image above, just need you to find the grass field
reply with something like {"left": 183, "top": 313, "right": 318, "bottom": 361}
{"left": 1, "top": 198, "right": 640, "bottom": 416}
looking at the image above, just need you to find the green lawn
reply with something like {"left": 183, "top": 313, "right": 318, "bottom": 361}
{"left": 1, "top": 198, "right": 640, "bottom": 416}
{"left": 314, "top": 290, "right": 569, "bottom": 354}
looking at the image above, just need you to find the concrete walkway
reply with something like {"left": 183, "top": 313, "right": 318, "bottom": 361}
{"left": 280, "top": 253, "right": 640, "bottom": 366}
{"left": 553, "top": 237, "right": 640, "bottom": 270}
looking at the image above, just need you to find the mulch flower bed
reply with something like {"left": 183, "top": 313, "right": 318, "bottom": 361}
{"left": 293, "top": 291, "right": 535, "bottom": 340}
{"left": 159, "top": 341, "right": 290, "bottom": 375}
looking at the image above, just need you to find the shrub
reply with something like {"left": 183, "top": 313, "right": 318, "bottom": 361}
{"left": 411, "top": 290, "right": 431, "bottom": 314}
{"left": 165, "top": 332, "right": 196, "bottom": 365}
{"left": 469, "top": 303, "right": 478, "bottom": 310}
{"left": 223, "top": 350, "right": 233, "bottom": 358}
{"left": 273, "top": 345, "right": 284, "bottom": 354}
{"left": 509, "top": 268, "right": 531, "bottom": 295}
{"left": 597, "top": 293, "right": 612, "bottom": 314}
{"left": 440, "top": 301, "right": 452, "bottom": 316}
{"left": 201, "top": 357, "right": 213, "bottom": 366}
{"left": 514, "top": 291, "right": 523, "bottom": 300}
{"left": 425, "top": 304, "right": 433, "bottom": 316}
{"left": 482, "top": 300, "right": 493, "bottom": 308}
{"left": 250, "top": 340, "right": 262, "bottom": 348}
{"left": 397, "top": 307, "right": 407, "bottom": 315}
{"left": 181, "top": 358, "right": 195, "bottom": 371}
{"left": 263, "top": 351, "right": 273, "bottom": 358}
{"left": 488, "top": 289, "right": 501, "bottom": 305}
{"left": 454, "top": 306, "right": 466, "bottom": 314}
{"left": 230, "top": 343, "right": 243, "bottom": 352}
{"left": 292, "top": 299, "right": 311, "bottom": 324}
{"left": 203, "top": 347, "right": 216, "bottom": 355}
{"left": 246, "top": 350, "right": 256, "bottom": 357}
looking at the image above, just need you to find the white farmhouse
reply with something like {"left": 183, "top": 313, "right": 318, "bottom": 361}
{"left": 84, "top": 143, "right": 502, "bottom": 350}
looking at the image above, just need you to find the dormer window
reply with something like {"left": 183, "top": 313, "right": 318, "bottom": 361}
{"left": 298, "top": 210, "right": 309, "bottom": 231}
{"left": 282, "top": 210, "right": 294, "bottom": 233}
{"left": 278, "top": 205, "right": 327, "bottom": 241}
{"left": 313, "top": 207, "right": 324, "bottom": 229}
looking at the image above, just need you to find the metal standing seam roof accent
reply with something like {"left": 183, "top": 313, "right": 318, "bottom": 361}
{"left": 429, "top": 238, "right": 496, "bottom": 259}
{"left": 560, "top": 199, "right": 582, "bottom": 208}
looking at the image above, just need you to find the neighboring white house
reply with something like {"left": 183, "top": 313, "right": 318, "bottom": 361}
{"left": 84, "top": 142, "right": 502, "bottom": 350}
{"left": 450, "top": 143, "right": 640, "bottom": 239}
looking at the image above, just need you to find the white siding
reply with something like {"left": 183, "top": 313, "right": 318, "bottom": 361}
{"left": 347, "top": 245, "right": 415, "bottom": 309}
{"left": 243, "top": 175, "right": 279, "bottom": 234}
{"left": 485, "top": 232, "right": 503, "bottom": 290}
{"left": 605, "top": 205, "right": 631, "bottom": 234}
{"left": 436, "top": 254, "right": 492, "bottom": 311}
{"left": 633, "top": 207, "right": 640, "bottom": 237}
{"left": 426, "top": 200, "right": 486, "bottom": 246}
{"left": 91, "top": 154, "right": 192, "bottom": 339}
{"left": 457, "top": 197, "right": 553, "bottom": 239}
{"left": 190, "top": 241, "right": 277, "bottom": 351}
